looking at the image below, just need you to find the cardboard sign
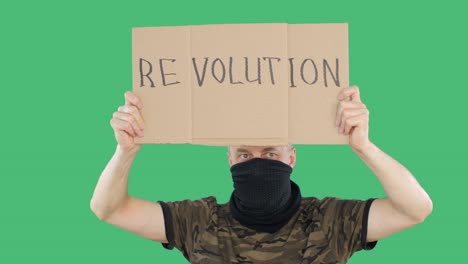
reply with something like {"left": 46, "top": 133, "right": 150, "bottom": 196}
{"left": 132, "top": 23, "right": 349, "bottom": 146}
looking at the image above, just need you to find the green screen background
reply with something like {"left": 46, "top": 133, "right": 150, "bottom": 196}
{"left": 1, "top": 0, "right": 465, "bottom": 263}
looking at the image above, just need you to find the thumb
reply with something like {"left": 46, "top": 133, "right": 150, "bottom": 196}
{"left": 124, "top": 91, "right": 143, "bottom": 110}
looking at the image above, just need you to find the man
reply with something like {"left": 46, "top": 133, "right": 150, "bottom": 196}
{"left": 90, "top": 86, "right": 433, "bottom": 264}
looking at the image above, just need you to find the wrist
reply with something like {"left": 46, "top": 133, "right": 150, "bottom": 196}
{"left": 352, "top": 141, "right": 377, "bottom": 157}
{"left": 115, "top": 144, "right": 140, "bottom": 158}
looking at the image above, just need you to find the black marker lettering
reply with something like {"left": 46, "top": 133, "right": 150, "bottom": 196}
{"left": 323, "top": 58, "right": 340, "bottom": 87}
{"left": 229, "top": 57, "right": 243, "bottom": 84}
{"left": 288, "top": 58, "right": 296, "bottom": 87}
{"left": 139, "top": 58, "right": 155, "bottom": 87}
{"left": 159, "top": 58, "right": 180, "bottom": 86}
{"left": 211, "top": 58, "right": 226, "bottom": 83}
{"left": 192, "top": 57, "right": 209, "bottom": 87}
{"left": 244, "top": 57, "right": 261, "bottom": 84}
{"left": 300, "top": 59, "right": 318, "bottom": 85}
{"left": 262, "top": 57, "right": 281, "bottom": 85}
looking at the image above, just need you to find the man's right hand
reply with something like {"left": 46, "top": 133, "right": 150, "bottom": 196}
{"left": 110, "top": 91, "right": 145, "bottom": 153}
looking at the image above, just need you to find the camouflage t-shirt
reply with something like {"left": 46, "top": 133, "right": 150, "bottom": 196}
{"left": 158, "top": 195, "right": 378, "bottom": 264}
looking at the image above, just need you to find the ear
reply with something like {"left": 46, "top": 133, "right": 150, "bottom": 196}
{"left": 227, "top": 151, "right": 233, "bottom": 167}
{"left": 289, "top": 148, "right": 297, "bottom": 168}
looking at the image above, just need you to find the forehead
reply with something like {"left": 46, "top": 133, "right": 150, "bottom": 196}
{"left": 232, "top": 145, "right": 284, "bottom": 153}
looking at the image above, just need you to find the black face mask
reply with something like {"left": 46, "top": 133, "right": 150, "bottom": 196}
{"left": 228, "top": 157, "right": 302, "bottom": 233}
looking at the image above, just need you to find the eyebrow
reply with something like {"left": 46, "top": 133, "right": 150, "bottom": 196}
{"left": 235, "top": 147, "right": 279, "bottom": 153}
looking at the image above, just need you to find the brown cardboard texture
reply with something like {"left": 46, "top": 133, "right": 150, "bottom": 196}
{"left": 132, "top": 23, "right": 349, "bottom": 146}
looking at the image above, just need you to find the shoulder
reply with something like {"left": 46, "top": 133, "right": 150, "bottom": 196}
{"left": 298, "top": 196, "right": 372, "bottom": 226}
{"left": 158, "top": 195, "right": 221, "bottom": 251}
{"left": 161, "top": 195, "right": 219, "bottom": 214}
{"left": 315, "top": 196, "right": 375, "bottom": 215}
{"left": 299, "top": 196, "right": 335, "bottom": 215}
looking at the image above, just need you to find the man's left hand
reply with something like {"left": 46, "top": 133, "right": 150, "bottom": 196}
{"left": 336, "top": 85, "right": 372, "bottom": 153}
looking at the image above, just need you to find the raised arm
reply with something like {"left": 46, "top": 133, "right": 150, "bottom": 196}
{"left": 353, "top": 142, "right": 432, "bottom": 242}
{"left": 90, "top": 91, "right": 168, "bottom": 243}
{"left": 335, "top": 86, "right": 433, "bottom": 243}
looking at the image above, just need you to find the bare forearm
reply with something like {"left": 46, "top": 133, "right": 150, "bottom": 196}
{"left": 90, "top": 145, "right": 139, "bottom": 219}
{"left": 354, "top": 142, "right": 433, "bottom": 222}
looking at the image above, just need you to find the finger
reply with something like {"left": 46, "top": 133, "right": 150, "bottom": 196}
{"left": 113, "top": 111, "right": 144, "bottom": 136}
{"left": 339, "top": 108, "right": 368, "bottom": 133}
{"left": 336, "top": 101, "right": 367, "bottom": 127}
{"left": 337, "top": 85, "right": 361, "bottom": 103}
{"left": 118, "top": 105, "right": 145, "bottom": 130}
{"left": 336, "top": 101, "right": 366, "bottom": 126}
{"left": 110, "top": 117, "right": 137, "bottom": 137}
{"left": 125, "top": 91, "right": 143, "bottom": 110}
{"left": 343, "top": 113, "right": 367, "bottom": 135}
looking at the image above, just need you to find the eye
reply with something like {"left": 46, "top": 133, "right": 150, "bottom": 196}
{"left": 266, "top": 152, "right": 276, "bottom": 158}
{"left": 240, "top": 154, "right": 250, "bottom": 159}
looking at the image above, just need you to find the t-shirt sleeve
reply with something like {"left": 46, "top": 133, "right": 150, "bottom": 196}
{"left": 156, "top": 196, "right": 214, "bottom": 257}
{"left": 319, "top": 196, "right": 378, "bottom": 260}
